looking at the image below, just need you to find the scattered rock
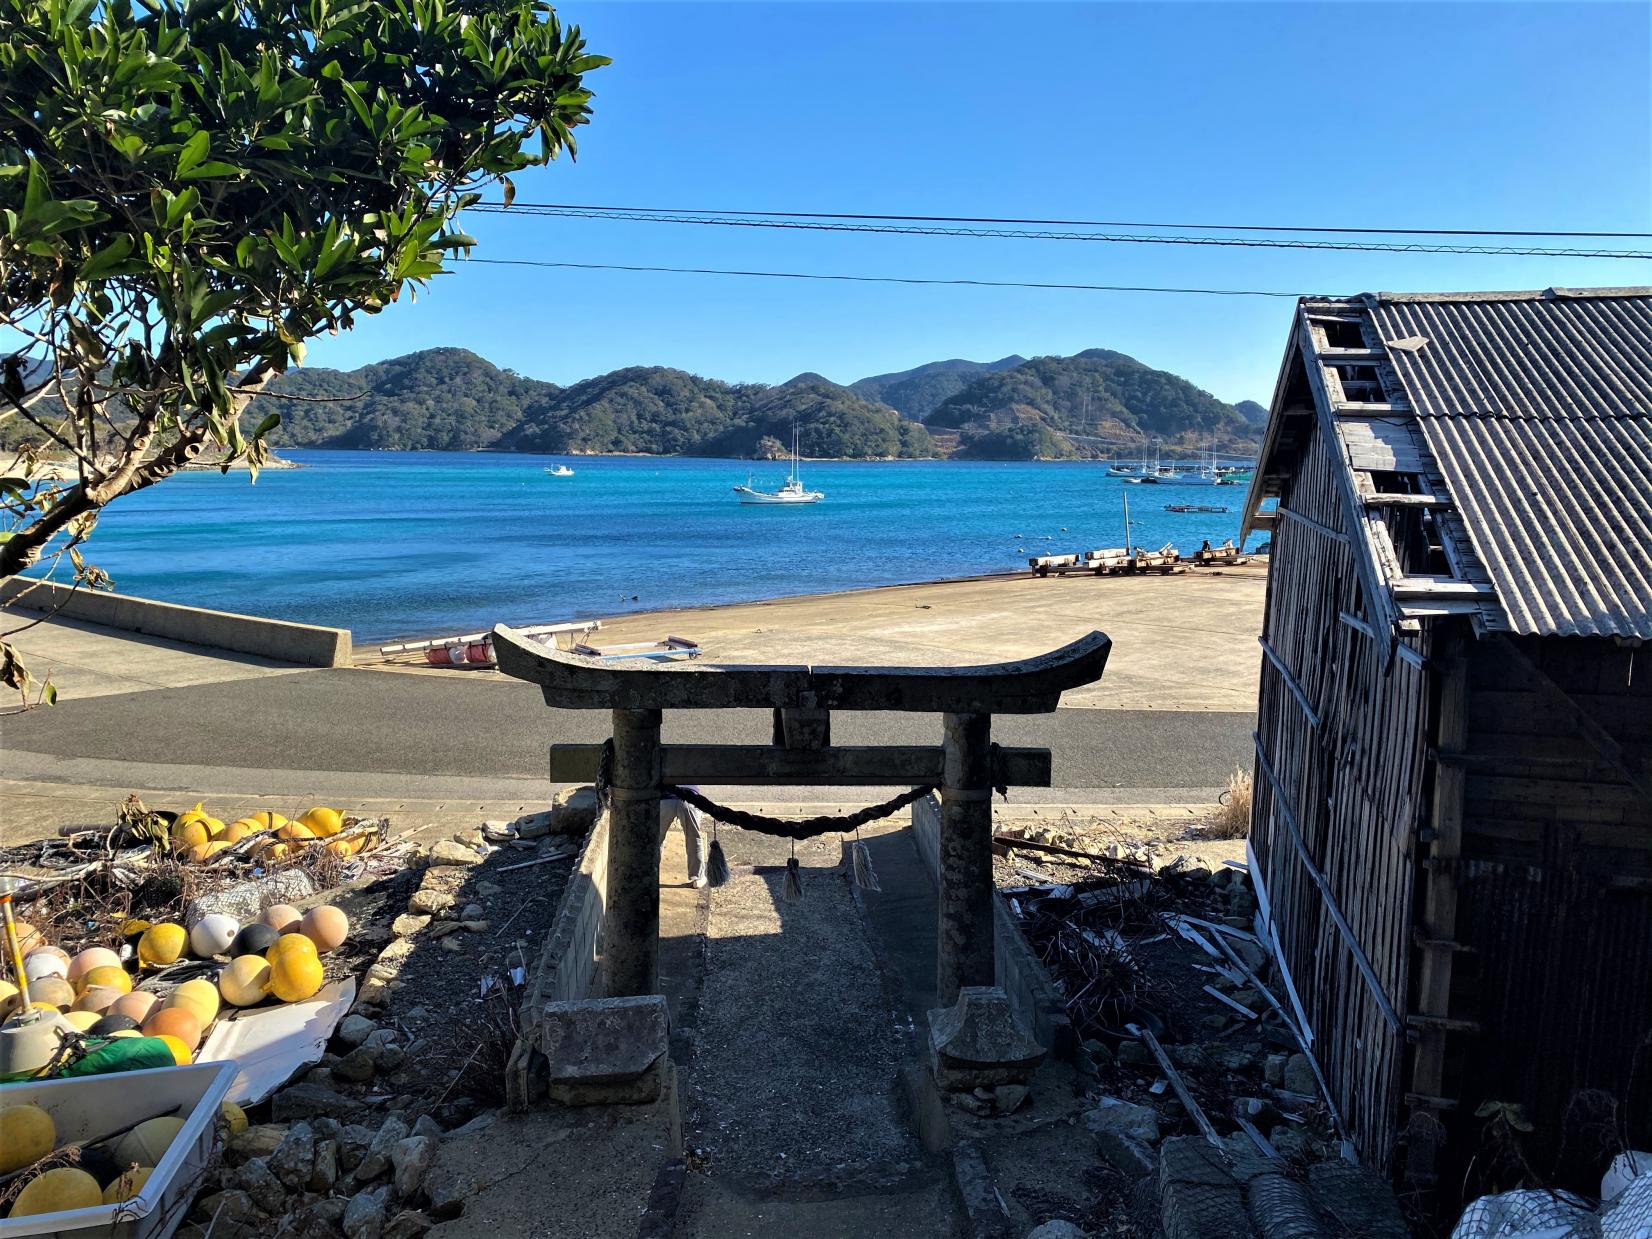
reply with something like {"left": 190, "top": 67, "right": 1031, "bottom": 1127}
{"left": 291, "top": 1198, "right": 350, "bottom": 1239}
{"left": 1207, "top": 1044, "right": 1260, "bottom": 1073}
{"left": 377, "top": 1047, "right": 406, "bottom": 1073}
{"left": 994, "top": 1084, "right": 1029, "bottom": 1114}
{"left": 274, "top": 1081, "right": 357, "bottom": 1121}
{"left": 337, "top": 1014, "right": 378, "bottom": 1048}
{"left": 1270, "top": 1126, "right": 1312, "bottom": 1160}
{"left": 268, "top": 1121, "right": 316, "bottom": 1190}
{"left": 336, "top": 1046, "right": 378, "bottom": 1083}
{"left": 1082, "top": 1039, "right": 1114, "bottom": 1070}
{"left": 228, "top": 1124, "right": 287, "bottom": 1163}
{"left": 1026, "top": 1222, "right": 1089, "bottom": 1239}
{"left": 461, "top": 919, "right": 490, "bottom": 933}
{"left": 475, "top": 881, "right": 502, "bottom": 898}
{"left": 392, "top": 1135, "right": 438, "bottom": 1198}
{"left": 1264, "top": 1054, "right": 1287, "bottom": 1087}
{"left": 358, "top": 1116, "right": 410, "bottom": 1182}
{"left": 234, "top": 1157, "right": 288, "bottom": 1214}
{"left": 460, "top": 903, "right": 484, "bottom": 922}
{"left": 1084, "top": 1096, "right": 1161, "bottom": 1145}
{"left": 427, "top": 840, "right": 481, "bottom": 867}
{"left": 1233, "top": 940, "right": 1269, "bottom": 975}
{"left": 391, "top": 914, "right": 431, "bottom": 937}
{"left": 310, "top": 1139, "right": 340, "bottom": 1193}
{"left": 1094, "top": 1128, "right": 1157, "bottom": 1178}
{"left": 1116, "top": 1040, "right": 1152, "bottom": 1068}
{"left": 194, "top": 1190, "right": 258, "bottom": 1229}
{"left": 407, "top": 888, "right": 456, "bottom": 916}
{"left": 411, "top": 1115, "right": 443, "bottom": 1142}
{"left": 548, "top": 786, "right": 598, "bottom": 835}
{"left": 338, "top": 1124, "right": 376, "bottom": 1172}
{"left": 428, "top": 921, "right": 462, "bottom": 939}
{"left": 439, "top": 937, "right": 463, "bottom": 954}
{"left": 1282, "top": 1053, "right": 1318, "bottom": 1095}
{"left": 343, "top": 1188, "right": 388, "bottom": 1239}
{"left": 384, "top": 1210, "right": 435, "bottom": 1239}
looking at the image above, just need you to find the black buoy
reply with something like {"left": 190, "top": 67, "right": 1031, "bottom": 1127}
{"left": 230, "top": 923, "right": 281, "bottom": 958}
{"left": 89, "top": 1013, "right": 141, "bottom": 1037}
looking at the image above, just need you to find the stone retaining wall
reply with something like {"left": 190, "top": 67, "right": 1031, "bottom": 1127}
{"left": 507, "top": 812, "right": 610, "bottom": 1108}
{"left": 911, "top": 796, "right": 1072, "bottom": 1055}
{"left": 0, "top": 577, "right": 351, "bottom": 666}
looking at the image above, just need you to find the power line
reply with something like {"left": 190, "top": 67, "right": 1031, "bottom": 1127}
{"left": 475, "top": 200, "right": 1652, "bottom": 239}
{"left": 469, "top": 203, "right": 1652, "bottom": 260}
{"left": 468, "top": 257, "right": 1311, "bottom": 298}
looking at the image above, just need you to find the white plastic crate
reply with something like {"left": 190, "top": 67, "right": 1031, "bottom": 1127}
{"left": 0, "top": 1062, "right": 235, "bottom": 1239}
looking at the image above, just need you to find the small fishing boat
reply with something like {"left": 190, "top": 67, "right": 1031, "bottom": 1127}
{"left": 545, "top": 465, "right": 574, "bottom": 477}
{"left": 1164, "top": 503, "right": 1229, "bottom": 514}
{"left": 733, "top": 427, "right": 823, "bottom": 505}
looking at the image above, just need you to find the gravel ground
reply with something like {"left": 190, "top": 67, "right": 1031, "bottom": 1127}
{"left": 683, "top": 827, "right": 923, "bottom": 1191}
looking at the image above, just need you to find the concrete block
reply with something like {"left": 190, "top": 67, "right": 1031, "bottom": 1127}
{"left": 540, "top": 994, "right": 668, "bottom": 1105}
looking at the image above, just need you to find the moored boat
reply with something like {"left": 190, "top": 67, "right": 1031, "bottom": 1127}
{"left": 733, "top": 427, "right": 823, "bottom": 505}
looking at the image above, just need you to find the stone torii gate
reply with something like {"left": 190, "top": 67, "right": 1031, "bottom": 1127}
{"left": 492, "top": 626, "right": 1110, "bottom": 1006}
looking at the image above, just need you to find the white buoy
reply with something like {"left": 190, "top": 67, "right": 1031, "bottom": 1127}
{"left": 190, "top": 913, "right": 240, "bottom": 959}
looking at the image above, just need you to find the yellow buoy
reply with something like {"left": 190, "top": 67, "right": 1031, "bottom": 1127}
{"left": 102, "top": 1166, "right": 154, "bottom": 1204}
{"left": 0, "top": 1103, "right": 55, "bottom": 1173}
{"left": 165, "top": 978, "right": 220, "bottom": 1027}
{"left": 153, "top": 1033, "right": 193, "bottom": 1066}
{"left": 77, "top": 964, "right": 133, "bottom": 996}
{"left": 299, "top": 806, "right": 344, "bottom": 837}
{"left": 174, "top": 802, "right": 211, "bottom": 829}
{"left": 120, "top": 918, "right": 152, "bottom": 939}
{"left": 218, "top": 955, "right": 271, "bottom": 1007}
{"left": 170, "top": 818, "right": 211, "bottom": 854}
{"left": 268, "top": 948, "right": 324, "bottom": 1002}
{"left": 9, "top": 1167, "right": 101, "bottom": 1217}
{"left": 0, "top": 979, "right": 23, "bottom": 1020}
{"left": 137, "top": 923, "right": 186, "bottom": 968}
{"left": 113, "top": 1116, "right": 186, "bottom": 1168}
{"left": 266, "top": 931, "right": 318, "bottom": 964}
{"left": 249, "top": 811, "right": 290, "bottom": 831}
{"left": 220, "top": 1100, "right": 249, "bottom": 1136}
{"left": 221, "top": 820, "right": 254, "bottom": 844}
{"left": 63, "top": 1009, "right": 103, "bottom": 1032}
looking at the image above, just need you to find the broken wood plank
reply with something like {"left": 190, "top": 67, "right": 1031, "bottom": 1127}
{"left": 1202, "top": 984, "right": 1260, "bottom": 1020}
{"left": 1130, "top": 1025, "right": 1221, "bottom": 1146}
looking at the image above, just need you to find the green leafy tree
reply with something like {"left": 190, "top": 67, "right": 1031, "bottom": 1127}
{"left": 0, "top": 0, "right": 607, "bottom": 698}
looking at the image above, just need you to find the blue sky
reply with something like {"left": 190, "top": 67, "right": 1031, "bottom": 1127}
{"left": 310, "top": 1, "right": 1652, "bottom": 405}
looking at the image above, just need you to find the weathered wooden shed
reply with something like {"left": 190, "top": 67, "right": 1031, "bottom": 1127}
{"left": 1237, "top": 287, "right": 1652, "bottom": 1192}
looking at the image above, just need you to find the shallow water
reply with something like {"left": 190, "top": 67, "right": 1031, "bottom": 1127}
{"left": 60, "top": 450, "right": 1258, "bottom": 640}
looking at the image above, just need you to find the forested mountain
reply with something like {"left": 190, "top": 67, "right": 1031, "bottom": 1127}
{"left": 259, "top": 352, "right": 932, "bottom": 459}
{"left": 1234, "top": 399, "right": 1269, "bottom": 427}
{"left": 265, "top": 349, "right": 557, "bottom": 451}
{"left": 932, "top": 349, "right": 1255, "bottom": 458}
{"left": 850, "top": 355, "right": 1026, "bottom": 420}
{"left": 244, "top": 345, "right": 1257, "bottom": 462}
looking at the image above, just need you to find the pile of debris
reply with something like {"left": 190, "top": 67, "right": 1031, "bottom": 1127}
{"left": 998, "top": 851, "right": 1411, "bottom": 1238}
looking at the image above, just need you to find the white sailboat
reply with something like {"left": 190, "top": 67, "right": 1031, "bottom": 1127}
{"left": 545, "top": 465, "right": 574, "bottom": 477}
{"left": 733, "top": 427, "right": 823, "bottom": 505}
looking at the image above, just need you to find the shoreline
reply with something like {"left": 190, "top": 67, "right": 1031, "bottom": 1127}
{"left": 364, "top": 561, "right": 1270, "bottom": 715}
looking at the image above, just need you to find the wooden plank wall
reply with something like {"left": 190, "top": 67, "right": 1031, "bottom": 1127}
{"left": 1445, "top": 635, "right": 1652, "bottom": 1169}
{"left": 1252, "top": 421, "right": 1433, "bottom": 1170}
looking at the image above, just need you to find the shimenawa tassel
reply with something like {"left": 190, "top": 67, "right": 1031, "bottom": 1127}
{"left": 850, "top": 840, "right": 881, "bottom": 892}
{"left": 706, "top": 836, "right": 731, "bottom": 888}
{"left": 782, "top": 854, "right": 803, "bottom": 903}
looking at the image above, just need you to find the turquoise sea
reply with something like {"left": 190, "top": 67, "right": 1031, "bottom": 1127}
{"left": 66, "top": 451, "right": 1261, "bottom": 641}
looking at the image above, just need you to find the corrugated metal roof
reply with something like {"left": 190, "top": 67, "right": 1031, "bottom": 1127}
{"left": 1365, "top": 290, "right": 1652, "bottom": 639}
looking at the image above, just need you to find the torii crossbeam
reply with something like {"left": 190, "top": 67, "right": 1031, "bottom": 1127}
{"left": 493, "top": 625, "right": 1110, "bottom": 1004}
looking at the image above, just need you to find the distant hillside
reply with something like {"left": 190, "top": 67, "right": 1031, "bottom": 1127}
{"left": 851, "top": 355, "right": 1026, "bottom": 420}
{"left": 931, "top": 349, "right": 1257, "bottom": 459}
{"left": 264, "top": 349, "right": 557, "bottom": 451}
{"left": 244, "top": 345, "right": 1255, "bottom": 462}
{"left": 1235, "top": 399, "right": 1268, "bottom": 427}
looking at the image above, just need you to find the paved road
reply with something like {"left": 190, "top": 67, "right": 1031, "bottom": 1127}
{"left": 2, "top": 666, "right": 1252, "bottom": 793}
